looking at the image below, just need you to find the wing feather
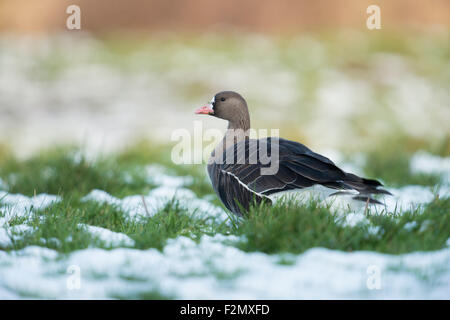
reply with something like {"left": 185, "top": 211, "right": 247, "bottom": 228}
{"left": 207, "top": 137, "right": 389, "bottom": 215}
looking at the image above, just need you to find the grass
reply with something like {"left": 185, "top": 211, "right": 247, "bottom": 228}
{"left": 116, "top": 141, "right": 216, "bottom": 199}
{"left": 0, "top": 147, "right": 154, "bottom": 199}
{"left": 129, "top": 199, "right": 228, "bottom": 250}
{"left": 234, "top": 197, "right": 450, "bottom": 255}
{"left": 112, "top": 290, "right": 173, "bottom": 300}
{"left": 2, "top": 197, "right": 228, "bottom": 253}
{"left": 0, "top": 142, "right": 215, "bottom": 201}
{"left": 0, "top": 142, "right": 449, "bottom": 256}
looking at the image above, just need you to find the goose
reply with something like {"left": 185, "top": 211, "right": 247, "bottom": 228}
{"left": 195, "top": 91, "right": 390, "bottom": 216}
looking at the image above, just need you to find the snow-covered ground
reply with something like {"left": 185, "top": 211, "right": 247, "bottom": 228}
{"left": 1, "top": 235, "right": 449, "bottom": 299}
{"left": 0, "top": 152, "right": 449, "bottom": 299}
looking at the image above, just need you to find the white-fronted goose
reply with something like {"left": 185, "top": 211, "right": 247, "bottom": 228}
{"left": 195, "top": 91, "right": 390, "bottom": 216}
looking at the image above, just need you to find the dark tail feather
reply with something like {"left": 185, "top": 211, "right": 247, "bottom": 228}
{"left": 371, "top": 187, "right": 392, "bottom": 196}
{"left": 352, "top": 196, "right": 384, "bottom": 205}
{"left": 329, "top": 191, "right": 357, "bottom": 197}
{"left": 361, "top": 178, "right": 392, "bottom": 195}
{"left": 344, "top": 173, "right": 392, "bottom": 196}
{"left": 362, "top": 177, "right": 382, "bottom": 187}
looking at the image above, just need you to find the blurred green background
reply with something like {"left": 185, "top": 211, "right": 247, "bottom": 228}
{"left": 0, "top": 0, "right": 448, "bottom": 157}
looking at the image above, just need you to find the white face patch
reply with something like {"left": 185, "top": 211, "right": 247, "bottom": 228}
{"left": 209, "top": 96, "right": 215, "bottom": 109}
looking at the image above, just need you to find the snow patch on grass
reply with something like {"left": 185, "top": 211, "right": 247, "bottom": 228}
{"left": 0, "top": 192, "right": 61, "bottom": 226}
{"left": 78, "top": 224, "right": 135, "bottom": 247}
{"left": 410, "top": 152, "right": 450, "bottom": 184}
{"left": 0, "top": 224, "right": 33, "bottom": 247}
{"left": 341, "top": 212, "right": 369, "bottom": 227}
{"left": 378, "top": 185, "right": 446, "bottom": 214}
{"left": 0, "top": 234, "right": 449, "bottom": 299}
{"left": 403, "top": 221, "right": 418, "bottom": 232}
{"left": 82, "top": 187, "right": 228, "bottom": 224}
{"left": 334, "top": 184, "right": 448, "bottom": 221}
{"left": 81, "top": 164, "right": 227, "bottom": 224}
{"left": 146, "top": 164, "right": 193, "bottom": 188}
{"left": 0, "top": 193, "right": 60, "bottom": 248}
{"left": 334, "top": 183, "right": 447, "bottom": 230}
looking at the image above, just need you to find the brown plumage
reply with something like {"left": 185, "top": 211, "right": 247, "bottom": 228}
{"left": 195, "top": 91, "right": 391, "bottom": 216}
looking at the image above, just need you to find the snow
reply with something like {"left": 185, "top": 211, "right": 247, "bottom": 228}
{"left": 81, "top": 165, "right": 228, "bottom": 224}
{"left": 0, "top": 234, "right": 449, "bottom": 299}
{"left": 404, "top": 221, "right": 418, "bottom": 232}
{"left": 78, "top": 224, "right": 135, "bottom": 247}
{"left": 0, "top": 224, "right": 33, "bottom": 247}
{"left": 82, "top": 186, "right": 228, "bottom": 225}
{"left": 0, "top": 192, "right": 61, "bottom": 226}
{"left": 0, "top": 191, "right": 61, "bottom": 248}
{"left": 341, "top": 212, "right": 369, "bottom": 227}
{"left": 410, "top": 152, "right": 450, "bottom": 184}
{"left": 0, "top": 192, "right": 61, "bottom": 248}
{"left": 146, "top": 164, "right": 194, "bottom": 188}
{"left": 377, "top": 185, "right": 447, "bottom": 214}
{"left": 330, "top": 184, "right": 448, "bottom": 230}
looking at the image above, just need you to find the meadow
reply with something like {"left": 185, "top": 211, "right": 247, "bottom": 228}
{"left": 0, "top": 31, "right": 449, "bottom": 298}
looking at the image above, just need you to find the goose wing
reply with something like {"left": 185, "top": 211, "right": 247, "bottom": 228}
{"left": 215, "top": 137, "right": 389, "bottom": 199}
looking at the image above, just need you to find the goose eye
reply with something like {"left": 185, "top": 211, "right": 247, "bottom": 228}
{"left": 220, "top": 97, "right": 226, "bottom": 102}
